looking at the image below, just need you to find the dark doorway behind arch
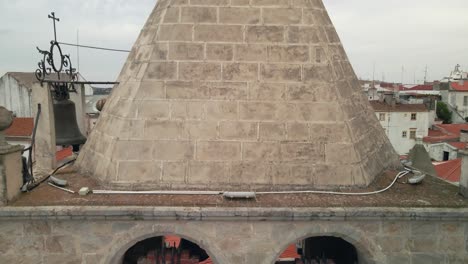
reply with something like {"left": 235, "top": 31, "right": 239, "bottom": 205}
{"left": 123, "top": 235, "right": 211, "bottom": 264}
{"left": 276, "top": 236, "right": 359, "bottom": 264}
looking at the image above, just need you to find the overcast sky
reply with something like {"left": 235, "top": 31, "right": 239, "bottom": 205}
{"left": 0, "top": 0, "right": 467, "bottom": 84}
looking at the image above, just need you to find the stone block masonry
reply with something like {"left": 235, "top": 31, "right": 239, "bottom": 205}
{"left": 76, "top": 0, "right": 400, "bottom": 191}
{"left": 0, "top": 207, "right": 467, "bottom": 264}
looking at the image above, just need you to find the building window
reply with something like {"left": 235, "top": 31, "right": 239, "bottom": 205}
{"left": 411, "top": 113, "right": 417, "bottom": 120}
{"left": 410, "top": 129, "right": 417, "bottom": 139}
{"left": 464, "top": 96, "right": 468, "bottom": 106}
{"left": 379, "top": 113, "right": 386, "bottom": 121}
{"left": 402, "top": 131, "right": 407, "bottom": 138}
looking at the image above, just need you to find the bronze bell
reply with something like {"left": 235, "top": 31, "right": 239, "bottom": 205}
{"left": 53, "top": 99, "right": 87, "bottom": 148}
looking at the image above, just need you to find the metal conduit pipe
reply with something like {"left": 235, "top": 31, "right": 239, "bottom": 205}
{"left": 92, "top": 170, "right": 411, "bottom": 198}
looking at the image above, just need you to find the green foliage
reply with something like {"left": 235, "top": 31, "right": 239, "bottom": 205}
{"left": 436, "top": 102, "right": 452, "bottom": 124}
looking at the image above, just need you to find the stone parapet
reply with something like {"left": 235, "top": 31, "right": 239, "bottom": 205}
{"left": 1, "top": 206, "right": 468, "bottom": 222}
{"left": 0, "top": 209, "right": 467, "bottom": 263}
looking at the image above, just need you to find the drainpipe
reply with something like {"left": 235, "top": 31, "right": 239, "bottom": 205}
{"left": 460, "top": 149, "right": 468, "bottom": 198}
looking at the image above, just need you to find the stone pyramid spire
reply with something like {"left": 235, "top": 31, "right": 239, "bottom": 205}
{"left": 76, "top": 0, "right": 399, "bottom": 190}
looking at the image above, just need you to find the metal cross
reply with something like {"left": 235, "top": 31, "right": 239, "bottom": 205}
{"left": 48, "top": 12, "right": 60, "bottom": 42}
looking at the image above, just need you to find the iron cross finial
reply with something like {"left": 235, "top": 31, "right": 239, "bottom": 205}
{"left": 48, "top": 12, "right": 60, "bottom": 42}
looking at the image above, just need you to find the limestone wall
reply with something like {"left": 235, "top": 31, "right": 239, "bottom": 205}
{"left": 77, "top": 0, "right": 399, "bottom": 191}
{"left": 0, "top": 217, "right": 466, "bottom": 263}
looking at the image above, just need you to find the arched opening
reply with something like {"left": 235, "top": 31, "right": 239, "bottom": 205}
{"left": 123, "top": 235, "right": 213, "bottom": 264}
{"left": 276, "top": 236, "right": 359, "bottom": 264}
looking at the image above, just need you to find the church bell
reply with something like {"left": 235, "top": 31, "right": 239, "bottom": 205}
{"left": 53, "top": 99, "right": 87, "bottom": 149}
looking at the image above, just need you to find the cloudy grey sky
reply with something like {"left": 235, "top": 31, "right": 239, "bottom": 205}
{"left": 0, "top": 0, "right": 467, "bottom": 84}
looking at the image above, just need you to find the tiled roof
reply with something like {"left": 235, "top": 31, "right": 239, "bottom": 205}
{"left": 370, "top": 101, "right": 428, "bottom": 112}
{"left": 449, "top": 142, "right": 467, "bottom": 150}
{"left": 164, "top": 235, "right": 181, "bottom": 248}
{"left": 406, "top": 84, "right": 434, "bottom": 91}
{"left": 424, "top": 124, "right": 468, "bottom": 143}
{"left": 56, "top": 147, "right": 73, "bottom": 162}
{"left": 199, "top": 258, "right": 213, "bottom": 264}
{"left": 279, "top": 244, "right": 300, "bottom": 259}
{"left": 433, "top": 159, "right": 461, "bottom": 183}
{"left": 4, "top": 118, "right": 34, "bottom": 137}
{"left": 451, "top": 82, "right": 468, "bottom": 91}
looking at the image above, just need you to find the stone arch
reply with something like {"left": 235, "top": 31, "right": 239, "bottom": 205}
{"left": 269, "top": 225, "right": 383, "bottom": 264}
{"left": 105, "top": 228, "right": 223, "bottom": 264}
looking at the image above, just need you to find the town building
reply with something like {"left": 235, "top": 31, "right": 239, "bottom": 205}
{"left": 370, "top": 101, "right": 430, "bottom": 155}
{"left": 424, "top": 124, "right": 468, "bottom": 161}
{"left": 440, "top": 80, "right": 468, "bottom": 123}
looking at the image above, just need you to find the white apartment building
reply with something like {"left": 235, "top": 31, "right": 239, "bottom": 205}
{"left": 370, "top": 101, "right": 430, "bottom": 155}
{"left": 441, "top": 81, "right": 468, "bottom": 123}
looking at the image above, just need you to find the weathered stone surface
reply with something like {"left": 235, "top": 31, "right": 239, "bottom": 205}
{"left": 76, "top": 0, "right": 399, "bottom": 190}
{"left": 206, "top": 44, "right": 234, "bottom": 61}
{"left": 262, "top": 8, "right": 302, "bottom": 24}
{"left": 197, "top": 141, "right": 241, "bottom": 161}
{"left": 219, "top": 7, "right": 260, "bottom": 24}
{"left": 259, "top": 122, "right": 286, "bottom": 140}
{"left": 153, "top": 141, "right": 194, "bottom": 161}
{"left": 181, "top": 7, "right": 217, "bottom": 23}
{"left": 168, "top": 43, "right": 204, "bottom": 60}
{"left": 235, "top": 44, "right": 267, "bottom": 62}
{"left": 243, "top": 142, "right": 280, "bottom": 161}
{"left": 1, "top": 212, "right": 466, "bottom": 264}
{"left": 195, "top": 25, "right": 244, "bottom": 42}
{"left": 219, "top": 122, "right": 258, "bottom": 140}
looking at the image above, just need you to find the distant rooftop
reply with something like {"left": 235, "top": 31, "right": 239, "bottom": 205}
{"left": 4, "top": 117, "right": 33, "bottom": 138}
{"left": 424, "top": 124, "right": 468, "bottom": 143}
{"left": 370, "top": 101, "right": 428, "bottom": 112}
{"left": 451, "top": 81, "right": 468, "bottom": 92}
{"left": 434, "top": 158, "right": 461, "bottom": 183}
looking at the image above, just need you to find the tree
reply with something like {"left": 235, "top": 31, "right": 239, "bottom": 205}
{"left": 436, "top": 102, "right": 452, "bottom": 124}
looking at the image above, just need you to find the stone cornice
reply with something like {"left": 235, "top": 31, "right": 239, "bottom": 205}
{"left": 0, "top": 206, "right": 467, "bottom": 221}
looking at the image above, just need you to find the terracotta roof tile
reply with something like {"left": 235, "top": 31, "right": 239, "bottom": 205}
{"left": 279, "top": 244, "right": 300, "bottom": 259}
{"left": 433, "top": 159, "right": 461, "bottom": 183}
{"left": 56, "top": 147, "right": 73, "bottom": 162}
{"left": 449, "top": 142, "right": 467, "bottom": 150}
{"left": 164, "top": 235, "right": 181, "bottom": 248}
{"left": 405, "top": 84, "right": 434, "bottom": 91}
{"left": 423, "top": 124, "right": 468, "bottom": 143}
{"left": 451, "top": 82, "right": 468, "bottom": 91}
{"left": 4, "top": 118, "right": 34, "bottom": 137}
{"left": 199, "top": 258, "right": 213, "bottom": 264}
{"left": 370, "top": 102, "right": 428, "bottom": 112}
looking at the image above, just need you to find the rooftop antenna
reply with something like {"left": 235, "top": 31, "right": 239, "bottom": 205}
{"left": 372, "top": 62, "right": 376, "bottom": 86}
{"left": 401, "top": 66, "right": 405, "bottom": 84}
{"left": 76, "top": 29, "right": 80, "bottom": 76}
{"left": 424, "top": 65, "right": 428, "bottom": 83}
